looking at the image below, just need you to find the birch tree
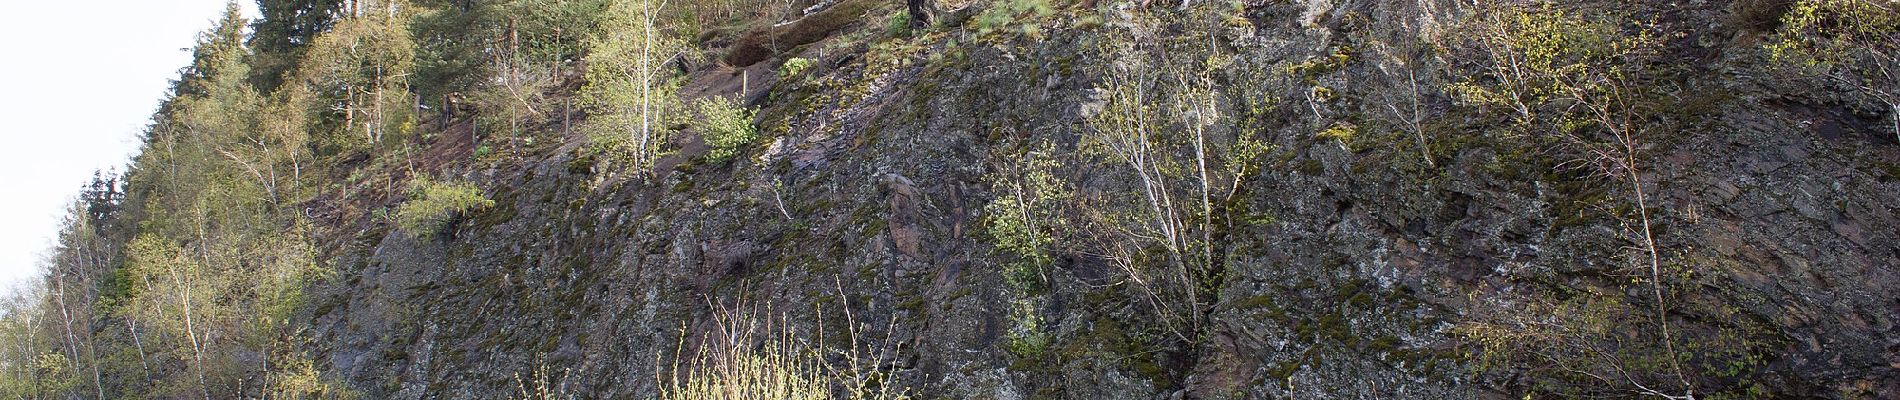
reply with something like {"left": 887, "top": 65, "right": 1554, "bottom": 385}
{"left": 1448, "top": 5, "right": 1697, "bottom": 398}
{"left": 295, "top": 0, "right": 418, "bottom": 152}
{"left": 580, "top": 0, "right": 684, "bottom": 177}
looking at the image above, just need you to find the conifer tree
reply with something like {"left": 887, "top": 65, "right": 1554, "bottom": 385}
{"left": 252, "top": 0, "right": 347, "bottom": 90}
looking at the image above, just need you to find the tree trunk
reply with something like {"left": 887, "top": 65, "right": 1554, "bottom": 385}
{"left": 127, "top": 318, "right": 151, "bottom": 381}
{"left": 638, "top": 0, "right": 654, "bottom": 174}
{"left": 52, "top": 276, "right": 104, "bottom": 400}
{"left": 906, "top": 0, "right": 934, "bottom": 29}
{"left": 1889, "top": 102, "right": 1898, "bottom": 145}
{"left": 169, "top": 264, "right": 212, "bottom": 400}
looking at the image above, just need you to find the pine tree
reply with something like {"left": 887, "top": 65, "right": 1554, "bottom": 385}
{"left": 252, "top": 0, "right": 347, "bottom": 91}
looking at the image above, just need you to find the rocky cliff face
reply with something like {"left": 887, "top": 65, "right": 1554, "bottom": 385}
{"left": 296, "top": 0, "right": 1900, "bottom": 398}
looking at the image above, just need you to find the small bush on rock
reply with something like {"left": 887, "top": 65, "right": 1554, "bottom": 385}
{"left": 697, "top": 96, "right": 759, "bottom": 162}
{"left": 396, "top": 177, "right": 494, "bottom": 237}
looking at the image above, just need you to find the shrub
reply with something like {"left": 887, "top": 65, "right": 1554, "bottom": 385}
{"left": 1767, "top": 0, "right": 1900, "bottom": 141}
{"left": 983, "top": 148, "right": 1068, "bottom": 294}
{"left": 884, "top": 11, "right": 913, "bottom": 38}
{"left": 268, "top": 358, "right": 359, "bottom": 399}
{"left": 395, "top": 177, "right": 494, "bottom": 237}
{"left": 1767, "top": 0, "right": 1899, "bottom": 67}
{"left": 697, "top": 96, "right": 759, "bottom": 162}
{"left": 1005, "top": 299, "right": 1052, "bottom": 358}
{"left": 1446, "top": 6, "right": 1655, "bottom": 128}
{"left": 779, "top": 57, "right": 814, "bottom": 78}
{"left": 1317, "top": 122, "right": 1358, "bottom": 145}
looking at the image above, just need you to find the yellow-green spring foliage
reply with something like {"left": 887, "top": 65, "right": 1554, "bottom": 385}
{"left": 983, "top": 148, "right": 1069, "bottom": 291}
{"left": 1767, "top": 0, "right": 1899, "bottom": 138}
{"left": 268, "top": 358, "right": 361, "bottom": 400}
{"left": 1445, "top": 4, "right": 1660, "bottom": 133}
{"left": 292, "top": 0, "right": 419, "bottom": 152}
{"left": 396, "top": 177, "right": 494, "bottom": 237}
{"left": 1768, "top": 0, "right": 1900, "bottom": 67}
{"left": 1318, "top": 122, "right": 1358, "bottom": 144}
{"left": 780, "top": 57, "right": 815, "bottom": 78}
{"left": 1005, "top": 298, "right": 1052, "bottom": 358}
{"left": 578, "top": 0, "right": 687, "bottom": 175}
{"left": 697, "top": 96, "right": 759, "bottom": 162}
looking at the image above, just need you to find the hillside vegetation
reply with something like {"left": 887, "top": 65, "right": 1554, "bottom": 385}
{"left": 6, "top": 0, "right": 1900, "bottom": 398}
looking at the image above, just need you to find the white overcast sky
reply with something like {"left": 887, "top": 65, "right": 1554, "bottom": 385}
{"left": 0, "top": 1, "right": 258, "bottom": 294}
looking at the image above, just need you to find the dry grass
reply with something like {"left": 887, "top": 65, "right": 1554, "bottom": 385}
{"left": 658, "top": 304, "right": 827, "bottom": 400}
{"left": 658, "top": 283, "right": 909, "bottom": 400}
